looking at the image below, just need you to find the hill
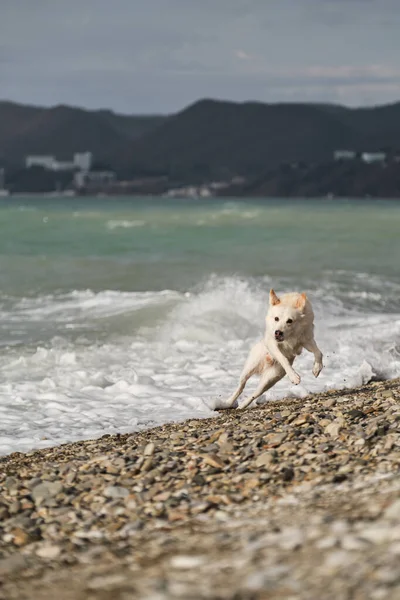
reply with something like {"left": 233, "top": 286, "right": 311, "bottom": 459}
{"left": 0, "top": 101, "right": 167, "bottom": 165}
{"left": 112, "top": 99, "right": 400, "bottom": 180}
{"left": 2, "top": 99, "right": 400, "bottom": 184}
{"left": 220, "top": 161, "right": 400, "bottom": 198}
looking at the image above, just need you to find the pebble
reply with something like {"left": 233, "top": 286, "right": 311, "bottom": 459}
{"left": 360, "top": 525, "right": 391, "bottom": 544}
{"left": 170, "top": 555, "right": 206, "bottom": 569}
{"left": 36, "top": 544, "right": 61, "bottom": 560}
{"left": 87, "top": 574, "right": 128, "bottom": 591}
{"left": 0, "top": 378, "right": 399, "bottom": 600}
{"left": 103, "top": 486, "right": 129, "bottom": 499}
{"left": 0, "top": 553, "right": 27, "bottom": 576}
{"left": 255, "top": 451, "right": 274, "bottom": 467}
{"left": 384, "top": 499, "right": 400, "bottom": 520}
{"left": 144, "top": 442, "right": 155, "bottom": 457}
{"left": 31, "top": 481, "right": 63, "bottom": 505}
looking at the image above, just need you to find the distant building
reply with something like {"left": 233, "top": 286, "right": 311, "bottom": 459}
{"left": 52, "top": 160, "right": 75, "bottom": 171}
{"left": 334, "top": 150, "right": 357, "bottom": 161}
{"left": 73, "top": 152, "right": 92, "bottom": 171}
{"left": 361, "top": 152, "right": 386, "bottom": 164}
{"left": 26, "top": 151, "right": 93, "bottom": 172}
{"left": 26, "top": 155, "right": 55, "bottom": 169}
{"left": 0, "top": 167, "right": 9, "bottom": 196}
{"left": 74, "top": 170, "right": 115, "bottom": 188}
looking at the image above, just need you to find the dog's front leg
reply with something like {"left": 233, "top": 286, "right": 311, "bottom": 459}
{"left": 268, "top": 342, "right": 301, "bottom": 385}
{"left": 302, "top": 337, "right": 324, "bottom": 378}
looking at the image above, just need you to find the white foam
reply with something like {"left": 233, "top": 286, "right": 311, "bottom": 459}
{"left": 1, "top": 276, "right": 400, "bottom": 455}
{"left": 106, "top": 220, "right": 146, "bottom": 229}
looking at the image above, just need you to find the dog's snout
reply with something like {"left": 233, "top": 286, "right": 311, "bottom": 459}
{"left": 275, "top": 330, "right": 282, "bottom": 336}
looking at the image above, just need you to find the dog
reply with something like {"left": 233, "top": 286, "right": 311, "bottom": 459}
{"left": 220, "top": 289, "right": 323, "bottom": 410}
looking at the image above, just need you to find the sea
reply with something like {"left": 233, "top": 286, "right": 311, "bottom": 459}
{"left": 0, "top": 195, "right": 400, "bottom": 455}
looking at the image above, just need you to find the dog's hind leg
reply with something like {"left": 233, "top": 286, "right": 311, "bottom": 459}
{"left": 223, "top": 367, "right": 256, "bottom": 409}
{"left": 238, "top": 366, "right": 284, "bottom": 410}
{"left": 219, "top": 342, "right": 265, "bottom": 409}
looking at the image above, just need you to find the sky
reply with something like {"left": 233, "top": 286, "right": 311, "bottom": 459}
{"left": 1, "top": 0, "right": 400, "bottom": 114}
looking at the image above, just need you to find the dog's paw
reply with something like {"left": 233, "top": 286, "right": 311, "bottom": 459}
{"left": 313, "top": 363, "right": 323, "bottom": 378}
{"left": 290, "top": 371, "right": 301, "bottom": 385}
{"left": 214, "top": 399, "right": 237, "bottom": 411}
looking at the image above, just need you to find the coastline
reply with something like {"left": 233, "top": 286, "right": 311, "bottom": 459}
{"left": 1, "top": 378, "right": 400, "bottom": 599}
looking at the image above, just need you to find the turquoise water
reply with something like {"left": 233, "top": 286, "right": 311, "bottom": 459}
{"left": 1, "top": 196, "right": 399, "bottom": 295}
{"left": 0, "top": 195, "right": 399, "bottom": 454}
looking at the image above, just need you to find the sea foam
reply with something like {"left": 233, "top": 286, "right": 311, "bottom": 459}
{"left": 0, "top": 275, "right": 399, "bottom": 455}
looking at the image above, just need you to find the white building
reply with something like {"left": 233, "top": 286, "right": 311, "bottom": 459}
{"left": 26, "top": 151, "right": 93, "bottom": 172}
{"left": 334, "top": 150, "right": 357, "bottom": 161}
{"left": 361, "top": 152, "right": 386, "bottom": 164}
{"left": 74, "top": 152, "right": 92, "bottom": 171}
{"left": 52, "top": 160, "right": 75, "bottom": 171}
{"left": 74, "top": 170, "right": 115, "bottom": 188}
{"left": 26, "top": 155, "right": 55, "bottom": 169}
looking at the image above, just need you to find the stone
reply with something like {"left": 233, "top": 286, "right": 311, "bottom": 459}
{"left": 265, "top": 432, "right": 287, "bottom": 446}
{"left": 324, "top": 550, "right": 352, "bottom": 570}
{"left": 332, "top": 474, "right": 348, "bottom": 483}
{"left": 325, "top": 420, "right": 344, "bottom": 438}
{"left": 354, "top": 438, "right": 366, "bottom": 447}
{"left": 278, "top": 527, "right": 304, "bottom": 551}
{"left": 0, "top": 505, "right": 10, "bottom": 520}
{"left": 348, "top": 409, "right": 365, "bottom": 419}
{"left": 144, "top": 442, "right": 155, "bottom": 456}
{"left": 323, "top": 399, "right": 336, "bottom": 408}
{"left": 341, "top": 535, "right": 368, "bottom": 551}
{"left": 384, "top": 499, "right": 400, "bottom": 520}
{"left": 0, "top": 554, "right": 28, "bottom": 576}
{"left": 87, "top": 574, "right": 128, "bottom": 591}
{"left": 282, "top": 467, "right": 295, "bottom": 482}
{"left": 36, "top": 544, "right": 61, "bottom": 560}
{"left": 255, "top": 452, "right": 274, "bottom": 467}
{"left": 170, "top": 555, "right": 206, "bottom": 569}
{"left": 31, "top": 481, "right": 63, "bottom": 505}
{"left": 11, "top": 528, "right": 31, "bottom": 546}
{"left": 0, "top": 378, "right": 400, "bottom": 599}
{"left": 202, "top": 454, "right": 225, "bottom": 469}
{"left": 104, "top": 486, "right": 130, "bottom": 499}
{"left": 192, "top": 474, "right": 206, "bottom": 486}
{"left": 360, "top": 525, "right": 391, "bottom": 544}
{"left": 316, "top": 537, "right": 338, "bottom": 550}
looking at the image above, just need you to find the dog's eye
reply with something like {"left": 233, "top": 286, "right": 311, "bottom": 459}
{"left": 287, "top": 319, "right": 293, "bottom": 324}
{"left": 274, "top": 317, "right": 279, "bottom": 322}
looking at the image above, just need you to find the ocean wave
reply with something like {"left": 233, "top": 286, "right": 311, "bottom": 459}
{"left": 106, "top": 220, "right": 146, "bottom": 230}
{"left": 1, "top": 274, "right": 400, "bottom": 455}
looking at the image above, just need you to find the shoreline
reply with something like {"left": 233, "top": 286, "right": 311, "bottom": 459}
{"left": 1, "top": 378, "right": 400, "bottom": 598}
{"left": 0, "top": 379, "right": 396, "bottom": 461}
{"left": 3, "top": 192, "right": 400, "bottom": 200}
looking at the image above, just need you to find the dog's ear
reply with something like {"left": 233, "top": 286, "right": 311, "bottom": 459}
{"left": 269, "top": 289, "right": 280, "bottom": 306}
{"left": 295, "top": 292, "right": 307, "bottom": 309}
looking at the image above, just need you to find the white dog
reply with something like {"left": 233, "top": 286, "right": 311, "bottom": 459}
{"left": 221, "top": 289, "right": 323, "bottom": 410}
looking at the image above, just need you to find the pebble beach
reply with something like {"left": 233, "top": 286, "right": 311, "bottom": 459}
{"left": 1, "top": 378, "right": 400, "bottom": 599}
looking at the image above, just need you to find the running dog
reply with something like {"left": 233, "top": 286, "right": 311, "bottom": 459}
{"left": 220, "top": 289, "right": 323, "bottom": 410}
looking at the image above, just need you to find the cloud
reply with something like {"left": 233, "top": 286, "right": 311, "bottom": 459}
{"left": 234, "top": 50, "right": 254, "bottom": 61}
{"left": 0, "top": 0, "right": 399, "bottom": 111}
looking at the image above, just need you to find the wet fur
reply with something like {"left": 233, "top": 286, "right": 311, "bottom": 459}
{"left": 220, "top": 289, "right": 323, "bottom": 410}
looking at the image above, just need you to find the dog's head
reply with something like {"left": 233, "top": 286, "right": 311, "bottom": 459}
{"left": 266, "top": 289, "right": 308, "bottom": 343}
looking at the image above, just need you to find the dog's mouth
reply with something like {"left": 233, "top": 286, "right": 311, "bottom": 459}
{"left": 274, "top": 331, "right": 285, "bottom": 342}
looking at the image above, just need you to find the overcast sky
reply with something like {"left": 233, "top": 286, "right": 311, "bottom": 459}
{"left": 1, "top": 0, "right": 399, "bottom": 114}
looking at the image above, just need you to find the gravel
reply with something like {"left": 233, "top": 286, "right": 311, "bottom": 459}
{"left": 0, "top": 378, "right": 399, "bottom": 599}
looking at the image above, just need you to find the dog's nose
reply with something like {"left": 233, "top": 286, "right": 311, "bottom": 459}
{"left": 275, "top": 330, "right": 283, "bottom": 336}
